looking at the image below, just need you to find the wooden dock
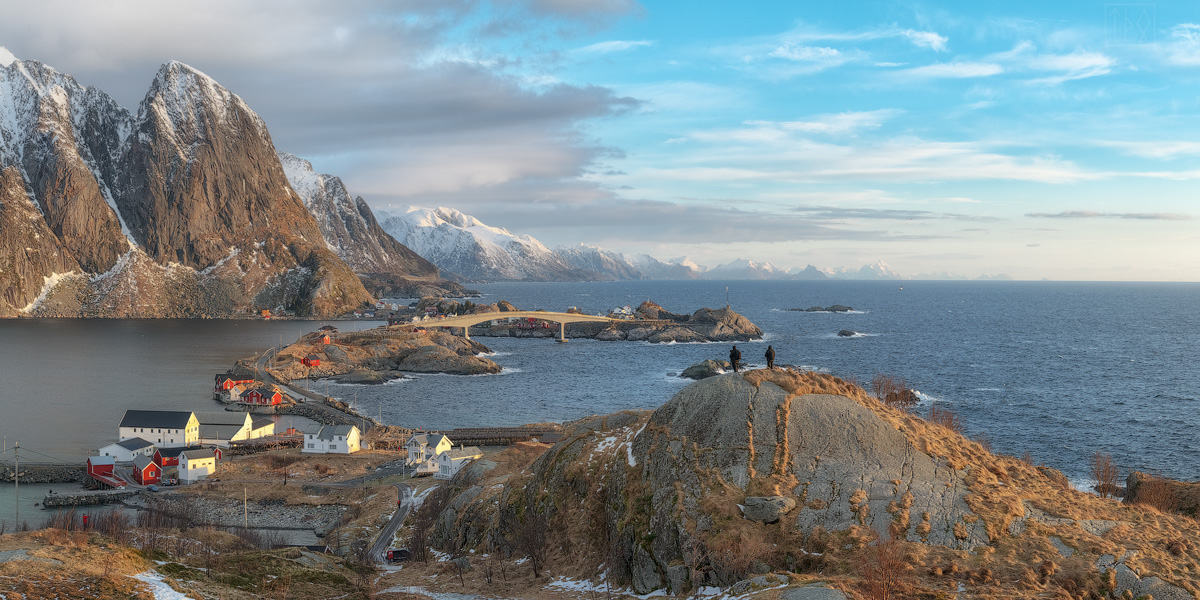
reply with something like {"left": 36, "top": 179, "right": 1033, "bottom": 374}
{"left": 438, "top": 426, "right": 564, "bottom": 446}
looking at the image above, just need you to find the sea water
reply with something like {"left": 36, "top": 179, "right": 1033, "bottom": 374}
{"left": 1, "top": 281, "right": 1197, "bottom": 488}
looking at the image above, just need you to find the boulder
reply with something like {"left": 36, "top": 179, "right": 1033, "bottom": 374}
{"left": 837, "top": 329, "right": 857, "bottom": 337}
{"left": 729, "top": 574, "right": 788, "bottom": 595}
{"left": 324, "top": 345, "right": 349, "bottom": 362}
{"left": 596, "top": 326, "right": 626, "bottom": 341}
{"left": 334, "top": 368, "right": 386, "bottom": 384}
{"left": 781, "top": 584, "right": 850, "bottom": 600}
{"left": 665, "top": 565, "right": 690, "bottom": 594}
{"left": 497, "top": 300, "right": 518, "bottom": 312}
{"left": 742, "top": 496, "right": 796, "bottom": 524}
{"left": 625, "top": 327, "right": 657, "bottom": 342}
{"left": 680, "top": 359, "right": 731, "bottom": 380}
{"left": 397, "top": 345, "right": 501, "bottom": 375}
{"left": 648, "top": 327, "right": 705, "bottom": 344}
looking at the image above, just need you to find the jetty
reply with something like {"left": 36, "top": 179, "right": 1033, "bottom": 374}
{"left": 437, "top": 426, "right": 563, "bottom": 446}
{"left": 43, "top": 489, "right": 141, "bottom": 509}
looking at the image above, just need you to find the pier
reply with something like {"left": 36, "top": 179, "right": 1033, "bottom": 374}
{"left": 438, "top": 426, "right": 564, "bottom": 446}
{"left": 43, "top": 489, "right": 141, "bottom": 509}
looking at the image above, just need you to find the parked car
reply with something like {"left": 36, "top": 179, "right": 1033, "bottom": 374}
{"left": 147, "top": 485, "right": 159, "bottom": 492}
{"left": 386, "top": 548, "right": 411, "bottom": 562}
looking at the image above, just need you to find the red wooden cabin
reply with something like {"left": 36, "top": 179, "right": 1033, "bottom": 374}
{"left": 215, "top": 374, "right": 254, "bottom": 392}
{"left": 132, "top": 456, "right": 161, "bottom": 485}
{"left": 241, "top": 388, "right": 283, "bottom": 406}
{"left": 302, "top": 354, "right": 321, "bottom": 367}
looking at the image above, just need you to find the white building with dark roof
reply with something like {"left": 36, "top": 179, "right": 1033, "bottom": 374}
{"left": 97, "top": 437, "right": 156, "bottom": 462}
{"left": 194, "top": 411, "right": 253, "bottom": 447}
{"left": 435, "top": 446, "right": 483, "bottom": 480}
{"left": 302, "top": 425, "right": 361, "bottom": 454}
{"left": 405, "top": 433, "right": 452, "bottom": 466}
{"left": 179, "top": 448, "right": 220, "bottom": 483}
{"left": 118, "top": 410, "right": 199, "bottom": 448}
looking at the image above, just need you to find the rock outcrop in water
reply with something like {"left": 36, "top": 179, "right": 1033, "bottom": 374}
{"left": 266, "top": 327, "right": 500, "bottom": 381}
{"left": 423, "top": 370, "right": 1200, "bottom": 599}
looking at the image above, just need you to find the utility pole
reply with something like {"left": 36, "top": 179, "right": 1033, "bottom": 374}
{"left": 244, "top": 487, "right": 248, "bottom": 528}
{"left": 13, "top": 442, "right": 18, "bottom": 528}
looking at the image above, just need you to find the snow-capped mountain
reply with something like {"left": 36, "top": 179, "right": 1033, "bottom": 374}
{"left": 555, "top": 244, "right": 643, "bottom": 280}
{"left": 827, "top": 260, "right": 904, "bottom": 280}
{"left": 0, "top": 50, "right": 450, "bottom": 317}
{"left": 703, "top": 258, "right": 792, "bottom": 280}
{"left": 279, "top": 153, "right": 438, "bottom": 280}
{"left": 630, "top": 254, "right": 703, "bottom": 280}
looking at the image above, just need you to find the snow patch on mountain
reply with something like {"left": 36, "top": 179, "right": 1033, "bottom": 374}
{"left": 0, "top": 47, "right": 16, "bottom": 68}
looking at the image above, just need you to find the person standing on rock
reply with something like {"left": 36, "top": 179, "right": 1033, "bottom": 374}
{"left": 765, "top": 345, "right": 775, "bottom": 369}
{"left": 729, "top": 345, "right": 742, "bottom": 372}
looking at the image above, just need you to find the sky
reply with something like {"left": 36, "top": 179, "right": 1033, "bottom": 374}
{"left": 0, "top": 0, "right": 1198, "bottom": 280}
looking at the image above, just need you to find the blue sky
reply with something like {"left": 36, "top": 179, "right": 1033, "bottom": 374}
{"left": 1, "top": 1, "right": 1197, "bottom": 279}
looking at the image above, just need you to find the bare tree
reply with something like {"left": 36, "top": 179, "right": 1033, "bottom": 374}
{"left": 515, "top": 511, "right": 549, "bottom": 578}
{"left": 927, "top": 402, "right": 963, "bottom": 434}
{"left": 1090, "top": 452, "right": 1121, "bottom": 499}
{"left": 856, "top": 534, "right": 912, "bottom": 600}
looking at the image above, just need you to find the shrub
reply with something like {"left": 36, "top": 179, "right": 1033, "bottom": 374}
{"left": 927, "top": 403, "right": 962, "bottom": 434}
{"left": 1133, "top": 474, "right": 1178, "bottom": 512}
{"left": 855, "top": 534, "right": 913, "bottom": 600}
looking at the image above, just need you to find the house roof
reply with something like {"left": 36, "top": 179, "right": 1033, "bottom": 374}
{"left": 194, "top": 411, "right": 251, "bottom": 426}
{"left": 251, "top": 417, "right": 274, "bottom": 430}
{"left": 316, "top": 424, "right": 358, "bottom": 441}
{"left": 181, "top": 448, "right": 218, "bottom": 461}
{"left": 120, "top": 410, "right": 194, "bottom": 430}
{"left": 155, "top": 446, "right": 191, "bottom": 458}
{"left": 442, "top": 447, "right": 483, "bottom": 461}
{"left": 132, "top": 455, "right": 156, "bottom": 470}
{"left": 319, "top": 325, "right": 338, "bottom": 331}
{"left": 115, "top": 438, "right": 154, "bottom": 451}
{"left": 88, "top": 455, "right": 115, "bottom": 466}
{"left": 200, "top": 424, "right": 246, "bottom": 441}
{"left": 306, "top": 354, "right": 321, "bottom": 360}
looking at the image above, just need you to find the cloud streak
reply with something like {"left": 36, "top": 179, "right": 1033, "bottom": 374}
{"left": 1026, "top": 211, "right": 1192, "bottom": 220}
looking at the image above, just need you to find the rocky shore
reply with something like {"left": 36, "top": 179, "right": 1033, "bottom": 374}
{"left": 0, "top": 466, "right": 85, "bottom": 484}
{"left": 450, "top": 299, "right": 763, "bottom": 343}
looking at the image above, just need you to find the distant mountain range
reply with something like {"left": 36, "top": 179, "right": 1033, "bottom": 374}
{"left": 0, "top": 50, "right": 461, "bottom": 317}
{"left": 378, "top": 206, "right": 1010, "bottom": 282}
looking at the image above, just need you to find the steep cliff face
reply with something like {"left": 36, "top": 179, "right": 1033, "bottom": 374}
{"left": 279, "top": 153, "right": 440, "bottom": 281}
{"left": 0, "top": 53, "right": 409, "bottom": 317}
{"left": 0, "top": 59, "right": 132, "bottom": 274}
{"left": 0, "top": 166, "right": 81, "bottom": 315}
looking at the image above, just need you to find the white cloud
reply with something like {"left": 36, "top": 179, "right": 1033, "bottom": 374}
{"left": 1095, "top": 140, "right": 1200, "bottom": 159}
{"left": 748, "top": 109, "right": 903, "bottom": 136}
{"left": 900, "top": 61, "right": 1003, "bottom": 79}
{"left": 1164, "top": 24, "right": 1200, "bottom": 65}
{"left": 575, "top": 39, "right": 652, "bottom": 54}
{"left": 1024, "top": 51, "right": 1114, "bottom": 84}
{"left": 901, "top": 29, "right": 948, "bottom": 51}
{"left": 769, "top": 45, "right": 841, "bottom": 62}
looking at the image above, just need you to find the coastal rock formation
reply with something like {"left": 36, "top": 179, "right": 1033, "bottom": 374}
{"left": 680, "top": 359, "right": 731, "bottom": 380}
{"left": 425, "top": 370, "right": 1200, "bottom": 598}
{"left": 787, "top": 305, "right": 853, "bottom": 312}
{"left": 837, "top": 329, "right": 857, "bottom": 337}
{"left": 450, "top": 299, "right": 763, "bottom": 343}
{"left": 267, "top": 327, "right": 500, "bottom": 381}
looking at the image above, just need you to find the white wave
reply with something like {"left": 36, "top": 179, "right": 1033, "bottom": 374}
{"left": 1068, "top": 476, "right": 1100, "bottom": 495}
{"left": 911, "top": 390, "right": 943, "bottom": 405}
{"left": 823, "top": 332, "right": 877, "bottom": 339}
{"left": 972, "top": 387, "right": 1003, "bottom": 392}
{"left": 384, "top": 378, "right": 412, "bottom": 385}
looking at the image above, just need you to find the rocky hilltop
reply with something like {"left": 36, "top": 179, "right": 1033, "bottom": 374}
{"left": 0, "top": 54, "right": 460, "bottom": 318}
{"left": 421, "top": 370, "right": 1200, "bottom": 599}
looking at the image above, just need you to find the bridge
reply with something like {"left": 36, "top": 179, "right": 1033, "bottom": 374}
{"left": 406, "top": 311, "right": 621, "bottom": 342}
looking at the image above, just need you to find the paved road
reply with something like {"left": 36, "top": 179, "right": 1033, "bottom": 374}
{"left": 369, "top": 484, "right": 412, "bottom": 563}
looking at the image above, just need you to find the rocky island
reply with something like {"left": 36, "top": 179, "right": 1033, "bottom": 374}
{"left": 418, "top": 298, "right": 763, "bottom": 343}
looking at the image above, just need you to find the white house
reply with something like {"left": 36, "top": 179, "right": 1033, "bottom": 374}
{"left": 97, "top": 437, "right": 156, "bottom": 462}
{"left": 119, "top": 410, "right": 199, "bottom": 448}
{"left": 249, "top": 417, "right": 275, "bottom": 439}
{"left": 435, "top": 446, "right": 483, "bottom": 480}
{"left": 194, "top": 411, "right": 253, "bottom": 447}
{"left": 405, "top": 433, "right": 452, "bottom": 466}
{"left": 302, "top": 425, "right": 361, "bottom": 454}
{"left": 179, "top": 448, "right": 219, "bottom": 484}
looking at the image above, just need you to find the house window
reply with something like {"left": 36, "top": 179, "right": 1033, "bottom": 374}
{"left": 307, "top": 443, "right": 314, "bottom": 448}
{"left": 330, "top": 444, "right": 338, "bottom": 450}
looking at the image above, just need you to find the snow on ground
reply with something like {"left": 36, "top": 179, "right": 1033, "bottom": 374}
{"left": 20, "top": 271, "right": 79, "bottom": 313}
{"left": 132, "top": 571, "right": 190, "bottom": 600}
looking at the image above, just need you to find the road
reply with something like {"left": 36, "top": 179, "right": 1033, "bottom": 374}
{"left": 369, "top": 484, "right": 412, "bottom": 563}
{"left": 255, "top": 347, "right": 379, "bottom": 432}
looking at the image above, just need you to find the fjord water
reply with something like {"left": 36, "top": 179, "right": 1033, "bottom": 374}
{"left": 0, "top": 281, "right": 1197, "bottom": 486}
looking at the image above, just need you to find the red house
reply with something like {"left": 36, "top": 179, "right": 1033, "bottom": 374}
{"left": 321, "top": 334, "right": 332, "bottom": 345}
{"left": 132, "top": 455, "right": 161, "bottom": 485}
{"left": 302, "top": 354, "right": 321, "bottom": 367}
{"left": 241, "top": 388, "right": 283, "bottom": 406}
{"left": 215, "top": 374, "right": 254, "bottom": 392}
{"left": 87, "top": 456, "right": 115, "bottom": 478}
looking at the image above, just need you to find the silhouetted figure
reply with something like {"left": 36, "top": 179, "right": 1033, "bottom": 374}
{"left": 729, "top": 345, "right": 742, "bottom": 372}
{"left": 765, "top": 345, "right": 775, "bottom": 369}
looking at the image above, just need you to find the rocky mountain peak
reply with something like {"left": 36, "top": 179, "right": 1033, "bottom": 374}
{"left": 141, "top": 61, "right": 262, "bottom": 143}
{"left": 0, "top": 46, "right": 16, "bottom": 67}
